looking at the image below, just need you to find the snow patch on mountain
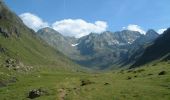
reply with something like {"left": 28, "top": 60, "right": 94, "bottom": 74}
{"left": 71, "top": 43, "right": 79, "bottom": 47}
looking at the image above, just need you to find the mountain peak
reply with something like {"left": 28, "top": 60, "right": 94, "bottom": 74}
{"left": 146, "top": 29, "right": 158, "bottom": 34}
{"left": 100, "top": 31, "right": 113, "bottom": 37}
{"left": 146, "top": 29, "right": 159, "bottom": 38}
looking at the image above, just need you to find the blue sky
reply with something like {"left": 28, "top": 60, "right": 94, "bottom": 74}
{"left": 4, "top": 0, "right": 170, "bottom": 37}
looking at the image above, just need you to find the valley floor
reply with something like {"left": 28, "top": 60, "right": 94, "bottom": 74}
{"left": 0, "top": 62, "right": 170, "bottom": 100}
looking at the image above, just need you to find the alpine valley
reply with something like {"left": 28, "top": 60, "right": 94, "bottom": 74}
{"left": 0, "top": 0, "right": 170, "bottom": 100}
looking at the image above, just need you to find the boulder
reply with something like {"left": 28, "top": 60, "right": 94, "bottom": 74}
{"left": 5, "top": 58, "right": 17, "bottom": 68}
{"left": 80, "top": 79, "right": 94, "bottom": 86}
{"left": 104, "top": 82, "right": 110, "bottom": 85}
{"left": 28, "top": 88, "right": 47, "bottom": 99}
{"left": 127, "top": 76, "right": 132, "bottom": 80}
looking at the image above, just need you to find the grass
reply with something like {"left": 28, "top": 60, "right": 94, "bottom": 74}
{"left": 0, "top": 61, "right": 170, "bottom": 100}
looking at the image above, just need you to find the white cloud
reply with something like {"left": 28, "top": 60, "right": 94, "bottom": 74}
{"left": 19, "top": 13, "right": 108, "bottom": 38}
{"left": 19, "top": 13, "right": 49, "bottom": 31}
{"left": 52, "top": 19, "right": 108, "bottom": 38}
{"left": 157, "top": 28, "right": 167, "bottom": 34}
{"left": 123, "top": 24, "right": 146, "bottom": 34}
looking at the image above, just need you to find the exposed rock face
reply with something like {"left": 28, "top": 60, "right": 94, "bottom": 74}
{"left": 0, "top": 27, "right": 20, "bottom": 37}
{"left": 4, "top": 58, "right": 33, "bottom": 71}
{"left": 37, "top": 27, "right": 78, "bottom": 60}
{"left": 123, "top": 30, "right": 159, "bottom": 66}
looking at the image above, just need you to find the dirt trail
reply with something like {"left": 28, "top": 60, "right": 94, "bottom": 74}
{"left": 58, "top": 88, "right": 67, "bottom": 100}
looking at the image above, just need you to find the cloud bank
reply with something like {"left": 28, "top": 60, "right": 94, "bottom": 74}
{"left": 52, "top": 19, "right": 107, "bottom": 38}
{"left": 123, "top": 24, "right": 146, "bottom": 34}
{"left": 123, "top": 24, "right": 167, "bottom": 35}
{"left": 19, "top": 13, "right": 107, "bottom": 38}
{"left": 19, "top": 13, "right": 49, "bottom": 31}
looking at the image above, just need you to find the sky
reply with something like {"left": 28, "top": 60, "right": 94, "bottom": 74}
{"left": 4, "top": 0, "right": 170, "bottom": 38}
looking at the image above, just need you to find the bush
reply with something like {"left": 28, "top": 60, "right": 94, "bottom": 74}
{"left": 158, "top": 71, "right": 166, "bottom": 75}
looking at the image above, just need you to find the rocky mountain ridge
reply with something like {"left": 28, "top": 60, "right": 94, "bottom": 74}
{"left": 37, "top": 27, "right": 159, "bottom": 69}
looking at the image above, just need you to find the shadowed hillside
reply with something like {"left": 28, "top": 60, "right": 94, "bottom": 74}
{"left": 131, "top": 28, "right": 170, "bottom": 68}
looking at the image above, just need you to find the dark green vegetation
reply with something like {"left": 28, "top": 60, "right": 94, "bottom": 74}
{"left": 1, "top": 0, "right": 170, "bottom": 100}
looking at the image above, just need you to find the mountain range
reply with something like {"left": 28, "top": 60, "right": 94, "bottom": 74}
{"left": 37, "top": 27, "right": 159, "bottom": 69}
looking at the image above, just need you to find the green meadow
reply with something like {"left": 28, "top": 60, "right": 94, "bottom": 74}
{"left": 0, "top": 61, "right": 170, "bottom": 100}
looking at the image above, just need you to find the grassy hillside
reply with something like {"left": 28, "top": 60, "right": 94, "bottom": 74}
{"left": 0, "top": 0, "right": 82, "bottom": 72}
